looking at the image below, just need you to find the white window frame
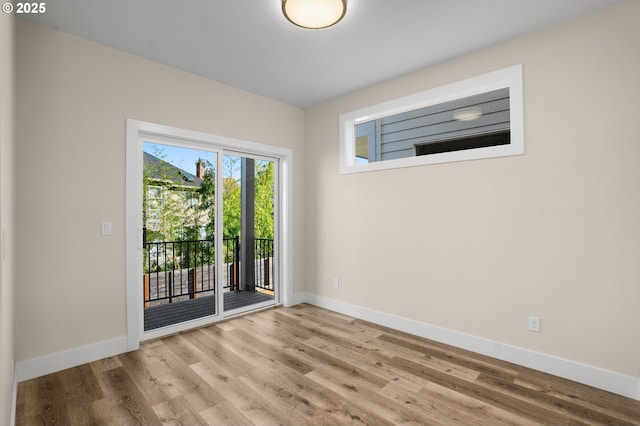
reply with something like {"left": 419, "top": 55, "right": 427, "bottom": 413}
{"left": 125, "top": 119, "right": 294, "bottom": 350}
{"left": 339, "top": 65, "right": 524, "bottom": 174}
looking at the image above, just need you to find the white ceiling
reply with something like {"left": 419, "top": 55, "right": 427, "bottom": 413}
{"left": 22, "top": 0, "right": 618, "bottom": 108}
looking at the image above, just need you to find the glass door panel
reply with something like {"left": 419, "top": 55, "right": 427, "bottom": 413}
{"left": 222, "top": 153, "right": 277, "bottom": 314}
{"left": 142, "top": 142, "right": 218, "bottom": 331}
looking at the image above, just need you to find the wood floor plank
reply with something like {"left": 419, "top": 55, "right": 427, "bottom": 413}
{"left": 225, "top": 327, "right": 311, "bottom": 374}
{"left": 299, "top": 312, "right": 484, "bottom": 389}
{"left": 286, "top": 303, "right": 359, "bottom": 327}
{"left": 205, "top": 325, "right": 281, "bottom": 371}
{"left": 116, "top": 343, "right": 182, "bottom": 407}
{"left": 247, "top": 352, "right": 391, "bottom": 426}
{"left": 380, "top": 380, "right": 520, "bottom": 426}
{"left": 272, "top": 309, "right": 362, "bottom": 342}
{"left": 476, "top": 372, "right": 638, "bottom": 425}
{"left": 302, "top": 335, "right": 427, "bottom": 393}
{"left": 14, "top": 377, "right": 31, "bottom": 425}
{"left": 305, "top": 332, "right": 482, "bottom": 386}
{"left": 99, "top": 366, "right": 162, "bottom": 425}
{"left": 189, "top": 358, "right": 290, "bottom": 426}
{"left": 18, "top": 372, "right": 73, "bottom": 426}
{"left": 514, "top": 371, "right": 640, "bottom": 422}
{"left": 67, "top": 403, "right": 103, "bottom": 426}
{"left": 188, "top": 327, "right": 258, "bottom": 378}
{"left": 15, "top": 304, "right": 640, "bottom": 425}
{"left": 199, "top": 401, "right": 253, "bottom": 426}
{"left": 81, "top": 398, "right": 134, "bottom": 425}
{"left": 238, "top": 367, "right": 344, "bottom": 425}
{"left": 228, "top": 322, "right": 322, "bottom": 376}
{"left": 161, "top": 332, "right": 212, "bottom": 367}
{"left": 90, "top": 355, "right": 123, "bottom": 373}
{"left": 58, "top": 364, "right": 104, "bottom": 406}
{"left": 418, "top": 381, "right": 540, "bottom": 426}
{"left": 388, "top": 355, "right": 583, "bottom": 425}
{"left": 305, "top": 367, "right": 438, "bottom": 426}
{"left": 273, "top": 309, "right": 366, "bottom": 340}
{"left": 122, "top": 337, "right": 227, "bottom": 416}
{"left": 378, "top": 331, "right": 520, "bottom": 381}
{"left": 236, "top": 313, "right": 394, "bottom": 392}
{"left": 152, "top": 395, "right": 209, "bottom": 426}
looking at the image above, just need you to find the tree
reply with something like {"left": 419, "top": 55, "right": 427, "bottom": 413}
{"left": 197, "top": 159, "right": 216, "bottom": 240}
{"left": 254, "top": 160, "right": 274, "bottom": 240}
{"left": 143, "top": 149, "right": 275, "bottom": 245}
{"left": 143, "top": 148, "right": 202, "bottom": 244}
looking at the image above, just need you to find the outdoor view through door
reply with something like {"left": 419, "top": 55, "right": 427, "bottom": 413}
{"left": 142, "top": 142, "right": 276, "bottom": 331}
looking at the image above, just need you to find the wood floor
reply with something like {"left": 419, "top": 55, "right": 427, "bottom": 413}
{"left": 16, "top": 304, "right": 640, "bottom": 425}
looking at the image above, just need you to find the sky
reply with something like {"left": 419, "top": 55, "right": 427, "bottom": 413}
{"left": 143, "top": 142, "right": 271, "bottom": 180}
{"left": 143, "top": 142, "right": 216, "bottom": 176}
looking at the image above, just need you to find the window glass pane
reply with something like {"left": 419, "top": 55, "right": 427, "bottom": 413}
{"left": 340, "top": 65, "right": 524, "bottom": 174}
{"left": 355, "top": 88, "right": 510, "bottom": 163}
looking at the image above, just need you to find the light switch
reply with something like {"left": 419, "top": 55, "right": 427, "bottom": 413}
{"left": 101, "top": 222, "right": 112, "bottom": 236}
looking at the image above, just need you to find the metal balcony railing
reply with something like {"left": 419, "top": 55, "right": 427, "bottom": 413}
{"left": 143, "top": 237, "right": 273, "bottom": 308}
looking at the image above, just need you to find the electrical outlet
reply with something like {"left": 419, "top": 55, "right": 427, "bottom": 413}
{"left": 333, "top": 278, "right": 340, "bottom": 289}
{"left": 528, "top": 316, "right": 541, "bottom": 332}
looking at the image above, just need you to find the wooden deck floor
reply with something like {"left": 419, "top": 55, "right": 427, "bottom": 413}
{"left": 16, "top": 304, "right": 640, "bottom": 425}
{"left": 144, "top": 291, "right": 275, "bottom": 331}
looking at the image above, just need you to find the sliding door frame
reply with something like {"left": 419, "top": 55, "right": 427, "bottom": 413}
{"left": 221, "top": 150, "right": 280, "bottom": 317}
{"left": 125, "top": 119, "right": 294, "bottom": 350}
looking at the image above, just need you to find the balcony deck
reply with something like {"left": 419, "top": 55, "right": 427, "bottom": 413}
{"left": 144, "top": 291, "right": 274, "bottom": 331}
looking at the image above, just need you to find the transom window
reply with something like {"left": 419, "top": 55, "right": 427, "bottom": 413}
{"left": 340, "top": 65, "right": 524, "bottom": 174}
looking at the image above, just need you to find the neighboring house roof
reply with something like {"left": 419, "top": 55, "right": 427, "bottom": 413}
{"left": 143, "top": 152, "right": 204, "bottom": 188}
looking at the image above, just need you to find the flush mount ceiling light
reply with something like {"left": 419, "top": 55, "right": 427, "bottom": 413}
{"left": 282, "top": 0, "right": 347, "bottom": 29}
{"left": 453, "top": 107, "right": 483, "bottom": 121}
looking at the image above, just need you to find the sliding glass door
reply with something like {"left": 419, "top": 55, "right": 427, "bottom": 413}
{"left": 140, "top": 142, "right": 278, "bottom": 333}
{"left": 222, "top": 153, "right": 277, "bottom": 315}
{"left": 141, "top": 142, "right": 219, "bottom": 331}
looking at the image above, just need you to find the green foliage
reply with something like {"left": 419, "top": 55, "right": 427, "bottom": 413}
{"left": 143, "top": 148, "right": 275, "bottom": 245}
{"left": 215, "top": 156, "right": 274, "bottom": 241}
{"left": 223, "top": 176, "right": 241, "bottom": 238}
{"left": 254, "top": 160, "right": 274, "bottom": 240}
{"left": 198, "top": 159, "right": 217, "bottom": 240}
{"left": 143, "top": 147, "right": 201, "bottom": 243}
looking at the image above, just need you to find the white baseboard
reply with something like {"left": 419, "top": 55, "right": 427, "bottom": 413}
{"left": 291, "top": 291, "right": 308, "bottom": 306}
{"left": 15, "top": 336, "right": 128, "bottom": 383}
{"left": 12, "top": 296, "right": 639, "bottom": 402}
{"left": 13, "top": 294, "right": 307, "bottom": 385}
{"left": 301, "top": 292, "right": 640, "bottom": 401}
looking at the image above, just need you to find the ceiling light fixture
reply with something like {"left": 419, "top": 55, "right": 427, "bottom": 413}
{"left": 453, "top": 107, "right": 483, "bottom": 121}
{"left": 282, "top": 0, "right": 347, "bottom": 29}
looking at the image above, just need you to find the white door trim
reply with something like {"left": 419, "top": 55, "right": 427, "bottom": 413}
{"left": 125, "top": 119, "right": 294, "bottom": 349}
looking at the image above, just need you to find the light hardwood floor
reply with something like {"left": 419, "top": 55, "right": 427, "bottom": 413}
{"left": 16, "top": 304, "right": 640, "bottom": 425}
